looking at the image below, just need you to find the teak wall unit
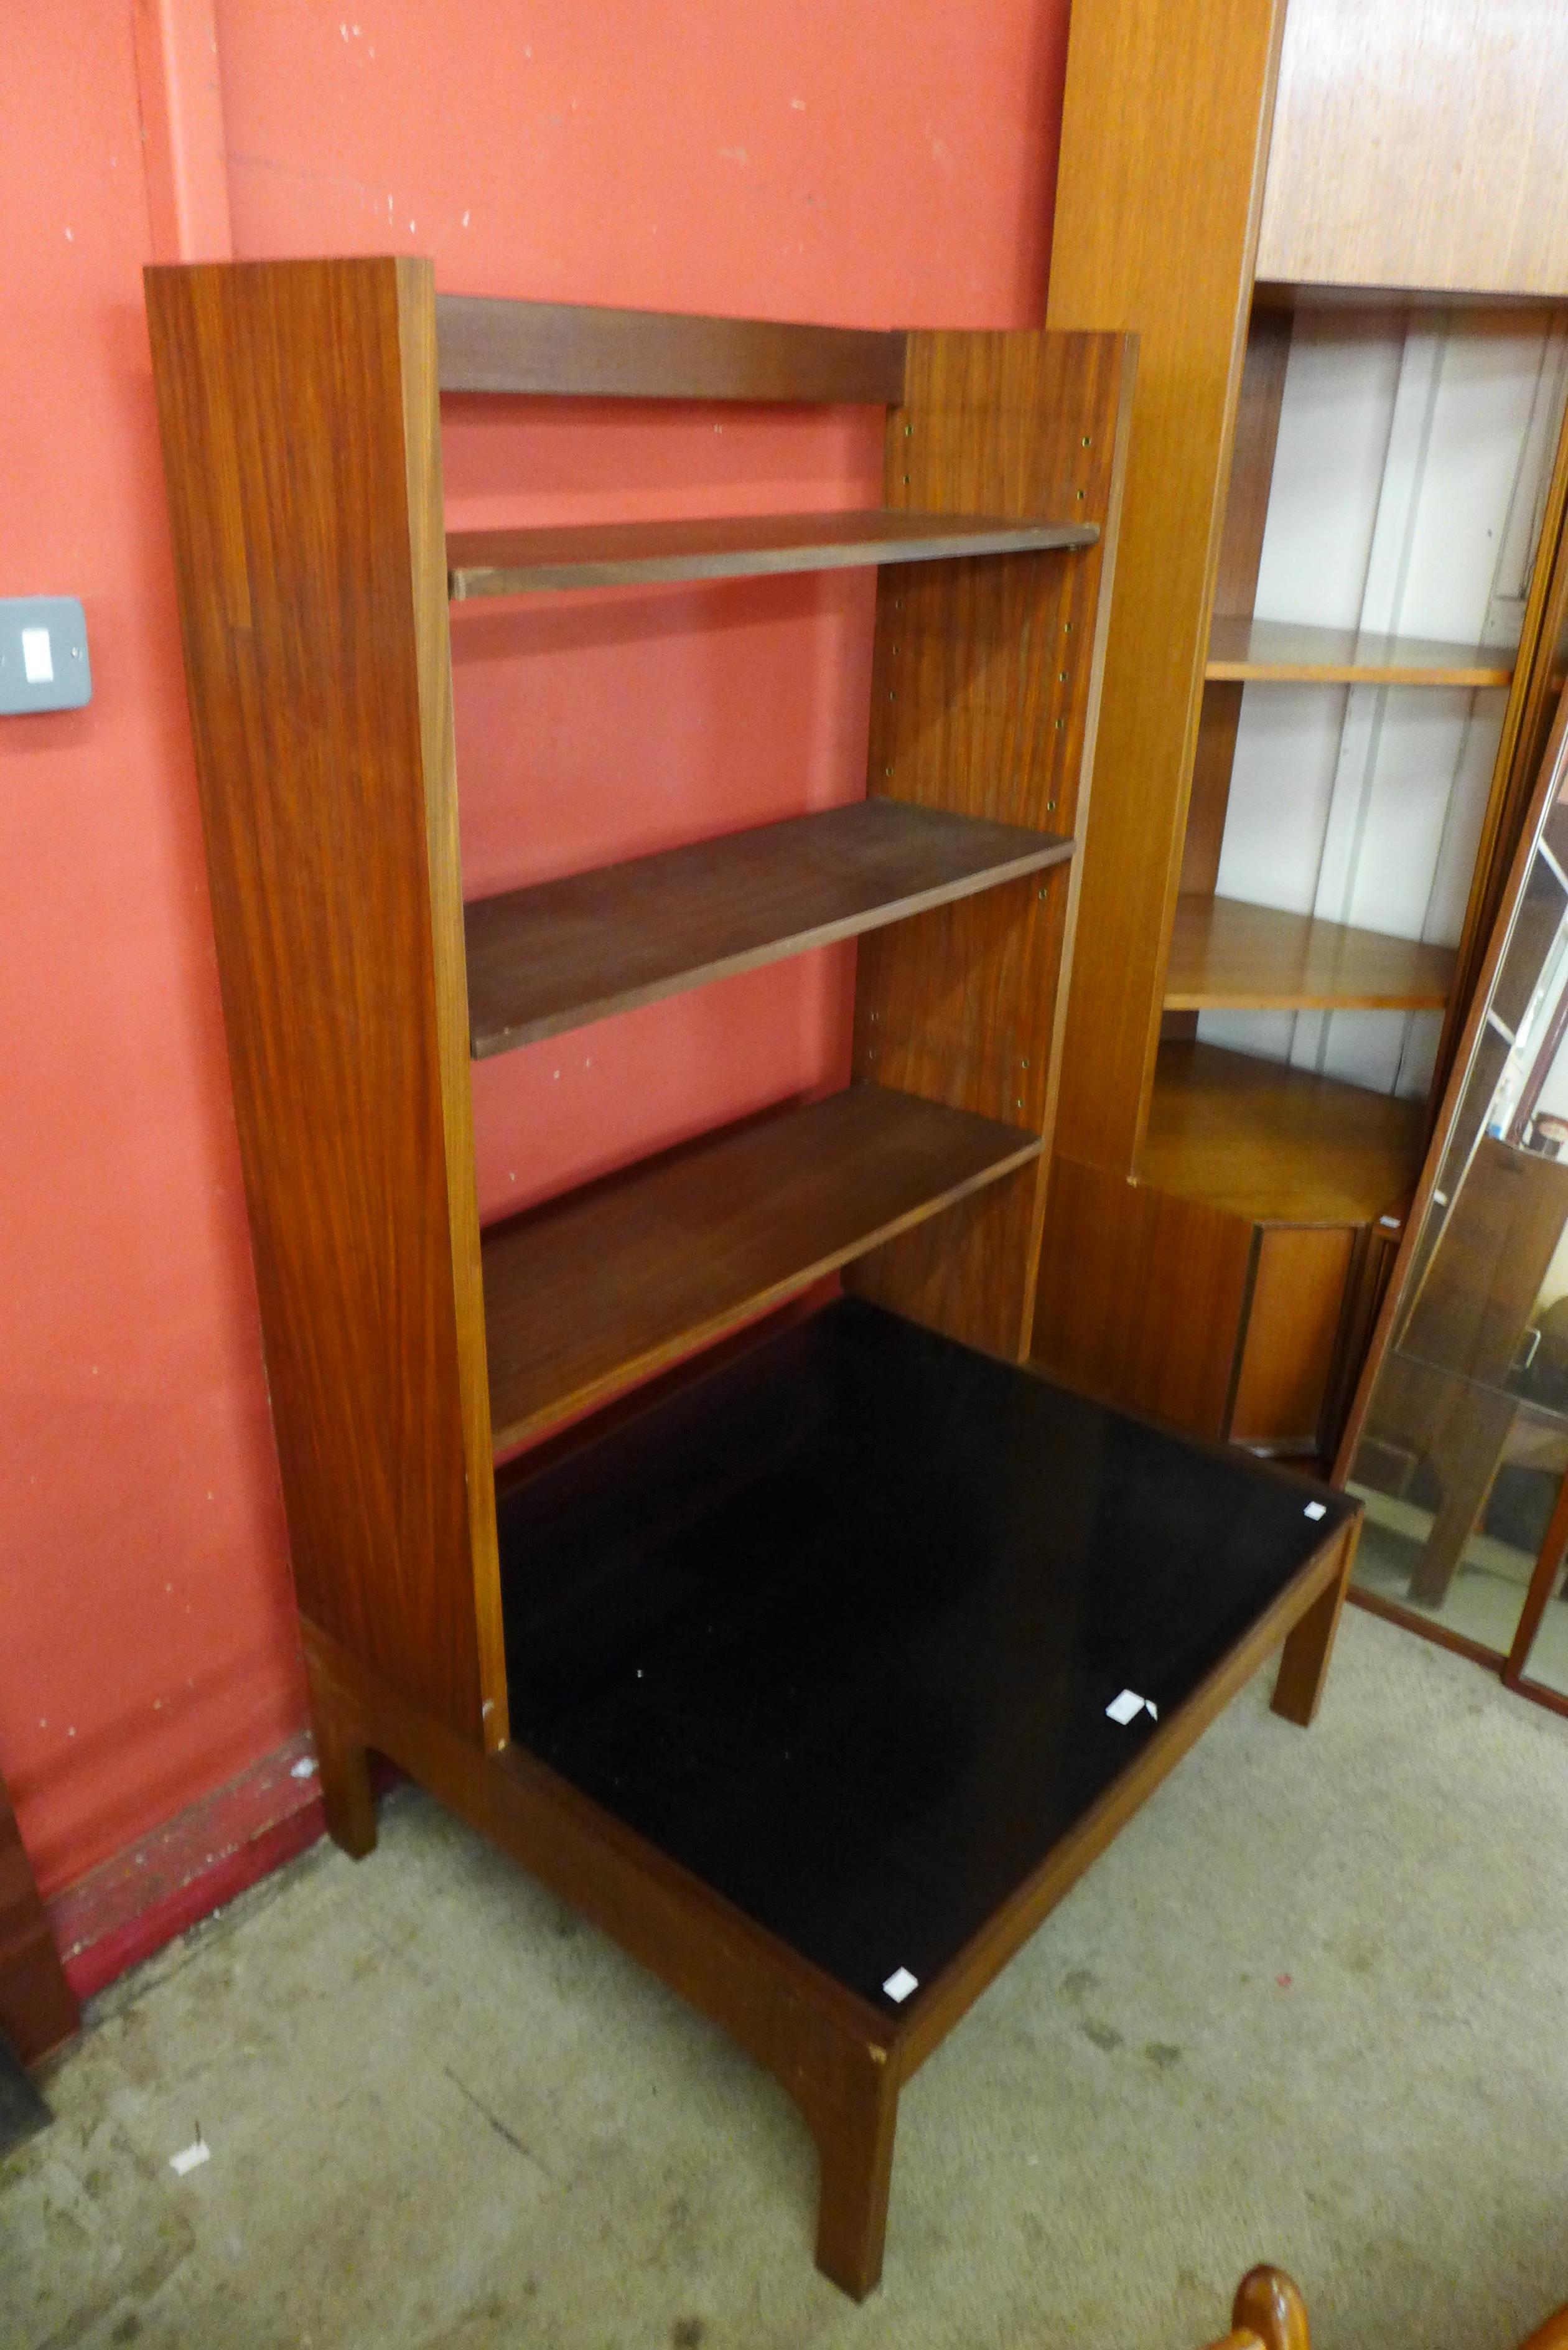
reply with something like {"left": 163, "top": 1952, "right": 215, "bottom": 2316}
{"left": 1035, "top": 0, "right": 1568, "bottom": 1459}
{"left": 144, "top": 257, "right": 1360, "bottom": 2295}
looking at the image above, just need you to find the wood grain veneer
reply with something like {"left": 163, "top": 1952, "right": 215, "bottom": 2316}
{"left": 448, "top": 510, "right": 1096, "bottom": 597}
{"left": 1043, "top": 0, "right": 1287, "bottom": 1177}
{"left": 465, "top": 802, "right": 1073, "bottom": 1058}
{"left": 482, "top": 1087, "right": 1041, "bottom": 1454}
{"left": 146, "top": 257, "right": 503, "bottom": 1746}
{"left": 847, "top": 326, "right": 1134, "bottom": 1359}
{"left": 435, "top": 292, "right": 905, "bottom": 403}
{"left": 1143, "top": 1042, "right": 1424, "bottom": 1223}
{"left": 1164, "top": 896, "right": 1456, "bottom": 1011}
{"left": 1205, "top": 616, "right": 1516, "bottom": 686}
{"left": 1256, "top": 0, "right": 1568, "bottom": 296}
{"left": 1032, "top": 1156, "right": 1258, "bottom": 1436}
{"left": 1037, "top": 1042, "right": 1427, "bottom": 1444}
{"left": 1229, "top": 1226, "right": 1358, "bottom": 1446}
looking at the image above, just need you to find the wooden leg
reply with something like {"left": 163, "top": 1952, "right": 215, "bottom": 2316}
{"left": 1271, "top": 1527, "right": 1358, "bottom": 1728}
{"left": 806, "top": 2048, "right": 900, "bottom": 2300}
{"left": 312, "top": 1695, "right": 378, "bottom": 1860}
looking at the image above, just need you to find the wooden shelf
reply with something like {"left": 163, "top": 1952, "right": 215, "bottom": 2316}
{"left": 482, "top": 1085, "right": 1040, "bottom": 1453}
{"left": 497, "top": 1297, "right": 1356, "bottom": 2011}
{"left": 1164, "top": 894, "right": 1456, "bottom": 1011}
{"left": 465, "top": 801, "right": 1073, "bottom": 1057}
{"left": 1143, "top": 1039, "right": 1425, "bottom": 1222}
{"left": 447, "top": 508, "right": 1097, "bottom": 597}
{"left": 1205, "top": 615, "right": 1514, "bottom": 686}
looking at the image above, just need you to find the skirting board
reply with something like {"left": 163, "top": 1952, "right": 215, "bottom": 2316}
{"left": 45, "top": 1731, "right": 332, "bottom": 2003}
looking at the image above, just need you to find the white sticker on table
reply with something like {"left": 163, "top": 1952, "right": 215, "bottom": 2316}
{"left": 882, "top": 1966, "right": 918, "bottom": 2003}
{"left": 1106, "top": 1688, "right": 1156, "bottom": 1726}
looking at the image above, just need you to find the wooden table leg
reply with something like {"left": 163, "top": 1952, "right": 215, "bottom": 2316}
{"left": 805, "top": 2044, "right": 900, "bottom": 2300}
{"left": 1272, "top": 1524, "right": 1358, "bottom": 1729}
{"left": 304, "top": 1653, "right": 378, "bottom": 1861}
{"left": 1408, "top": 1386, "right": 1517, "bottom": 1609}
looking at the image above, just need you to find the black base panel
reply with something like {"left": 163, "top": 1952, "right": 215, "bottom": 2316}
{"left": 0, "top": 2033, "right": 50, "bottom": 2160}
{"left": 497, "top": 1301, "right": 1353, "bottom": 2013}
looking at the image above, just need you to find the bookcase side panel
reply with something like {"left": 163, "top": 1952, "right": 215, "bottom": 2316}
{"left": 848, "top": 327, "right": 1133, "bottom": 1358}
{"left": 145, "top": 257, "right": 488, "bottom": 1743}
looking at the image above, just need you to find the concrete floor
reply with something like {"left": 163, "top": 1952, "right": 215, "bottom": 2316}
{"left": 6, "top": 1605, "right": 1568, "bottom": 2350}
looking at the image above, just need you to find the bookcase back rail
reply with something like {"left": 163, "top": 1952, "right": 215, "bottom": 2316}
{"left": 435, "top": 292, "right": 906, "bottom": 404}
{"left": 146, "top": 256, "right": 505, "bottom": 1751}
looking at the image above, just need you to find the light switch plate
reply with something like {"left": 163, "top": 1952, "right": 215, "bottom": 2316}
{"left": 0, "top": 597, "right": 91, "bottom": 714}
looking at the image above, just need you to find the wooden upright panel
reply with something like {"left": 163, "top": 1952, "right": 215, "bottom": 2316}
{"left": 145, "top": 258, "right": 504, "bottom": 1748}
{"left": 1180, "top": 306, "right": 1293, "bottom": 908}
{"left": 1257, "top": 0, "right": 1568, "bottom": 296}
{"left": 1044, "top": 0, "right": 1287, "bottom": 1174}
{"left": 847, "top": 328, "right": 1134, "bottom": 1357}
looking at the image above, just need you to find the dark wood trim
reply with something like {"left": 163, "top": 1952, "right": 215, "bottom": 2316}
{"left": 1505, "top": 1674, "right": 1568, "bottom": 1722}
{"left": 1503, "top": 1464, "right": 1568, "bottom": 1684}
{"left": 434, "top": 293, "right": 906, "bottom": 404}
{"left": 1345, "top": 1583, "right": 1507, "bottom": 1670}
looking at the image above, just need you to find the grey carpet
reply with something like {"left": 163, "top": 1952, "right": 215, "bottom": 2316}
{"left": 4, "top": 1606, "right": 1566, "bottom": 2350}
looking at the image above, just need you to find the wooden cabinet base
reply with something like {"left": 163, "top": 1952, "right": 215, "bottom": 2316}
{"left": 1035, "top": 1154, "right": 1377, "bottom": 1453}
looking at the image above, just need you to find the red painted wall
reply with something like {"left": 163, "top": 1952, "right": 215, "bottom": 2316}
{"left": 1, "top": 0, "right": 1070, "bottom": 1897}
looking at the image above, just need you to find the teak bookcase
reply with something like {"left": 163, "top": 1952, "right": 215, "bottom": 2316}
{"left": 144, "top": 258, "right": 1358, "bottom": 2295}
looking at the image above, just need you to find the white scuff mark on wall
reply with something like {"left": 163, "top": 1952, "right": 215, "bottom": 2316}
{"left": 719, "top": 146, "right": 749, "bottom": 165}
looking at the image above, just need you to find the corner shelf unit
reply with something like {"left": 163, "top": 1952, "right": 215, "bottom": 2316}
{"left": 1163, "top": 896, "right": 1458, "bottom": 1014}
{"left": 146, "top": 257, "right": 1358, "bottom": 2299}
{"left": 1035, "top": 0, "right": 1568, "bottom": 1469}
{"left": 1203, "top": 616, "right": 1516, "bottom": 688}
